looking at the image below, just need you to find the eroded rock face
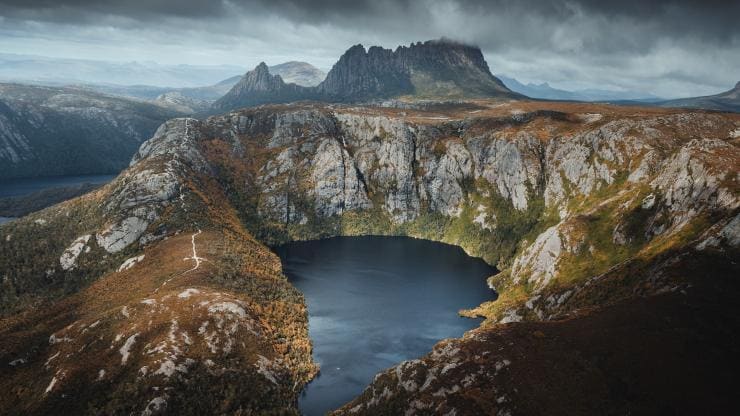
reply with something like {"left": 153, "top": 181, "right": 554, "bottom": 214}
{"left": 311, "top": 138, "right": 372, "bottom": 217}
{"left": 511, "top": 225, "right": 562, "bottom": 291}
{"left": 198, "top": 107, "right": 738, "bottom": 296}
{"left": 96, "top": 217, "right": 149, "bottom": 253}
{"left": 467, "top": 132, "right": 542, "bottom": 210}
{"left": 422, "top": 140, "right": 472, "bottom": 216}
{"left": 651, "top": 139, "right": 739, "bottom": 231}
{"left": 131, "top": 118, "right": 208, "bottom": 170}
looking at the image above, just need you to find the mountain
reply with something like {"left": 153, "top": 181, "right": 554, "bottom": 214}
{"left": 498, "top": 74, "right": 662, "bottom": 102}
{"left": 77, "top": 62, "right": 323, "bottom": 108}
{"left": 658, "top": 81, "right": 740, "bottom": 112}
{"left": 214, "top": 39, "right": 519, "bottom": 111}
{"left": 269, "top": 61, "right": 326, "bottom": 87}
{"left": 212, "top": 63, "right": 316, "bottom": 110}
{"left": 317, "top": 39, "right": 518, "bottom": 100}
{"left": 2, "top": 98, "right": 738, "bottom": 414}
{"left": 0, "top": 83, "right": 186, "bottom": 179}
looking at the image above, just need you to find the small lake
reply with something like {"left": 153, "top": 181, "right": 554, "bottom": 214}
{"left": 274, "top": 236, "right": 497, "bottom": 415}
{"left": 0, "top": 174, "right": 117, "bottom": 198}
{"left": 0, "top": 216, "right": 13, "bottom": 225}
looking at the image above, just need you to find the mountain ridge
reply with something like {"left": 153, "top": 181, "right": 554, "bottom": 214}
{"left": 0, "top": 83, "right": 186, "bottom": 179}
{"left": 214, "top": 39, "right": 519, "bottom": 111}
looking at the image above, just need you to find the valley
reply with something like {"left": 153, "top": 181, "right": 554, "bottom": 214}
{"left": 1, "top": 94, "right": 737, "bottom": 414}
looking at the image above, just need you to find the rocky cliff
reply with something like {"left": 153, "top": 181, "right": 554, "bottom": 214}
{"left": 1, "top": 99, "right": 738, "bottom": 414}
{"left": 0, "top": 83, "right": 186, "bottom": 179}
{"left": 214, "top": 40, "right": 519, "bottom": 112}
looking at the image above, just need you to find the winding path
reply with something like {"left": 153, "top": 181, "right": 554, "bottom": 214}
{"left": 182, "top": 229, "right": 205, "bottom": 274}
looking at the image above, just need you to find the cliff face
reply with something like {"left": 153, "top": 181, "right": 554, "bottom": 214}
{"left": 0, "top": 83, "right": 186, "bottom": 179}
{"left": 1, "top": 99, "right": 738, "bottom": 414}
{"left": 214, "top": 40, "right": 519, "bottom": 112}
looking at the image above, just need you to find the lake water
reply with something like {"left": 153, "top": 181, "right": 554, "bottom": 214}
{"left": 0, "top": 174, "right": 118, "bottom": 198}
{"left": 274, "top": 236, "right": 497, "bottom": 415}
{"left": 0, "top": 216, "right": 13, "bottom": 225}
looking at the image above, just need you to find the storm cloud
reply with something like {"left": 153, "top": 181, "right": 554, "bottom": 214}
{"left": 1, "top": 0, "right": 738, "bottom": 97}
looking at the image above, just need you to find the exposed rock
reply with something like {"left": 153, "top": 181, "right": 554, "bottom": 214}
{"left": 467, "top": 132, "right": 542, "bottom": 210}
{"left": 511, "top": 225, "right": 562, "bottom": 291}
{"left": 96, "top": 217, "right": 149, "bottom": 253}
{"left": 311, "top": 138, "right": 372, "bottom": 216}
{"left": 59, "top": 235, "right": 92, "bottom": 271}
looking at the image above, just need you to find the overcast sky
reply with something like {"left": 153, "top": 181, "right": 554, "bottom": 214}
{"left": 0, "top": 0, "right": 738, "bottom": 98}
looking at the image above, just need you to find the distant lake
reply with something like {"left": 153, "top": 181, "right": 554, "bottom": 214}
{"left": 0, "top": 174, "right": 117, "bottom": 198}
{"left": 0, "top": 216, "right": 13, "bottom": 225}
{"left": 274, "top": 236, "right": 497, "bottom": 415}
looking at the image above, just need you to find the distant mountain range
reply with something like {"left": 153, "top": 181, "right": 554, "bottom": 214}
{"left": 0, "top": 53, "right": 242, "bottom": 88}
{"left": 214, "top": 39, "right": 519, "bottom": 111}
{"left": 497, "top": 75, "right": 662, "bottom": 102}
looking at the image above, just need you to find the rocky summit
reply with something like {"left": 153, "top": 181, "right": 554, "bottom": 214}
{"left": 1, "top": 97, "right": 738, "bottom": 415}
{"left": 214, "top": 39, "right": 519, "bottom": 112}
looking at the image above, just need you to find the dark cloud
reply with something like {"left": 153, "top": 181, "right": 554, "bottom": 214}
{"left": 0, "top": 0, "right": 737, "bottom": 97}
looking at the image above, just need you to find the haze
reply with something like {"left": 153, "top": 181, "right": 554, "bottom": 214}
{"left": 1, "top": 0, "right": 738, "bottom": 98}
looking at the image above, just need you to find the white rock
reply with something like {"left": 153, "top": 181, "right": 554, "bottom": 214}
{"left": 117, "top": 255, "right": 145, "bottom": 272}
{"left": 59, "top": 235, "right": 91, "bottom": 271}
{"left": 97, "top": 217, "right": 149, "bottom": 253}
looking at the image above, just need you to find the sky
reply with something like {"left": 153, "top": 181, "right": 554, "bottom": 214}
{"left": 0, "top": 0, "right": 738, "bottom": 98}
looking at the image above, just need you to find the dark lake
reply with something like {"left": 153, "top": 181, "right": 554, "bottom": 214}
{"left": 274, "top": 236, "right": 497, "bottom": 415}
{"left": 0, "top": 174, "right": 117, "bottom": 198}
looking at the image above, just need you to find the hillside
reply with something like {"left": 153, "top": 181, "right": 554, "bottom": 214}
{"left": 1, "top": 99, "right": 738, "bottom": 414}
{"left": 214, "top": 40, "right": 519, "bottom": 111}
{"left": 269, "top": 61, "right": 326, "bottom": 87}
{"left": 0, "top": 83, "right": 186, "bottom": 179}
{"left": 658, "top": 81, "right": 740, "bottom": 112}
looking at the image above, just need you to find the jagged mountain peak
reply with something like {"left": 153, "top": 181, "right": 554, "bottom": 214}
{"left": 212, "top": 39, "right": 518, "bottom": 111}
{"left": 254, "top": 61, "right": 270, "bottom": 73}
{"left": 212, "top": 62, "right": 313, "bottom": 110}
